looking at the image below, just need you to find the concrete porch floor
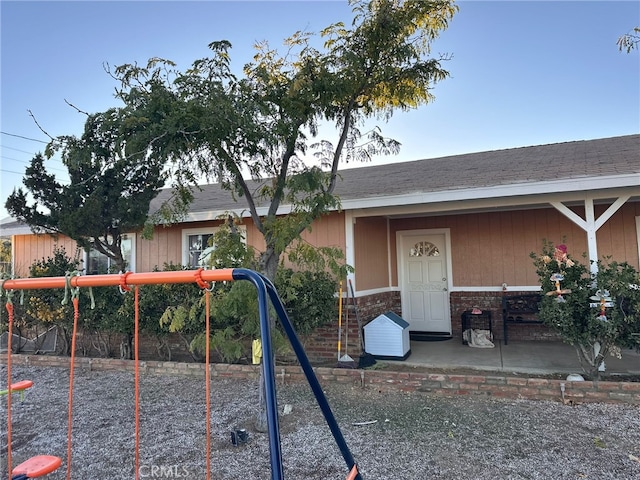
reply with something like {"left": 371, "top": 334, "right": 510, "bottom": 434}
{"left": 384, "top": 338, "right": 640, "bottom": 377}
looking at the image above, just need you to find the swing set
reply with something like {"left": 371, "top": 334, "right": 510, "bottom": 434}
{"left": 2, "top": 268, "right": 362, "bottom": 480}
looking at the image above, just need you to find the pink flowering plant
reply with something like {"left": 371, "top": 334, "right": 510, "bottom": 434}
{"left": 531, "top": 240, "right": 640, "bottom": 379}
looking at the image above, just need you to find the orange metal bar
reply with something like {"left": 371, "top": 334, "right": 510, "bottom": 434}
{"left": 1, "top": 269, "right": 235, "bottom": 290}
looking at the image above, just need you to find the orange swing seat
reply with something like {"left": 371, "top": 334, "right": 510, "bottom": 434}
{"left": 12, "top": 455, "right": 62, "bottom": 478}
{"left": 1, "top": 380, "right": 34, "bottom": 402}
{"left": 1, "top": 380, "right": 34, "bottom": 394}
{"left": 9, "top": 380, "right": 34, "bottom": 392}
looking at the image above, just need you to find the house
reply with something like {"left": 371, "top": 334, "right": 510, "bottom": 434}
{"left": 3, "top": 134, "right": 639, "bottom": 360}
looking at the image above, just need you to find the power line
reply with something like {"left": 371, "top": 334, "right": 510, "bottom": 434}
{"left": 0, "top": 168, "right": 25, "bottom": 175}
{"left": 0, "top": 131, "right": 48, "bottom": 144}
{"left": 0, "top": 155, "right": 67, "bottom": 173}
{"left": 0, "top": 145, "right": 38, "bottom": 155}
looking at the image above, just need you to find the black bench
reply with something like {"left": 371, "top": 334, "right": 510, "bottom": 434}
{"left": 502, "top": 294, "right": 542, "bottom": 345}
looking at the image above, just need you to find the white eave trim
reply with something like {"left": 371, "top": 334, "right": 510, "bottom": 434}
{"left": 0, "top": 223, "right": 35, "bottom": 236}
{"left": 180, "top": 174, "right": 640, "bottom": 223}
{"left": 339, "top": 173, "right": 640, "bottom": 212}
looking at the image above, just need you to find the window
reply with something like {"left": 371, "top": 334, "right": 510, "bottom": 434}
{"left": 187, "top": 232, "right": 215, "bottom": 268}
{"left": 182, "top": 226, "right": 247, "bottom": 269}
{"left": 87, "top": 235, "right": 135, "bottom": 274}
{"left": 0, "top": 239, "right": 11, "bottom": 275}
{"left": 409, "top": 241, "right": 439, "bottom": 257}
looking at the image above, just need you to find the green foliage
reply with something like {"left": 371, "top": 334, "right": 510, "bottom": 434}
{"left": 0, "top": 239, "right": 11, "bottom": 275}
{"left": 110, "top": 0, "right": 457, "bottom": 279}
{"left": 201, "top": 216, "right": 256, "bottom": 272}
{"left": 190, "top": 326, "right": 244, "bottom": 364}
{"left": 24, "top": 246, "right": 81, "bottom": 355}
{"left": 531, "top": 240, "right": 640, "bottom": 378}
{"left": 80, "top": 286, "right": 128, "bottom": 336}
{"left": 5, "top": 107, "right": 165, "bottom": 272}
{"left": 120, "top": 263, "right": 205, "bottom": 360}
{"left": 275, "top": 268, "right": 338, "bottom": 336}
{"left": 191, "top": 279, "right": 291, "bottom": 363}
{"left": 285, "top": 240, "right": 353, "bottom": 280}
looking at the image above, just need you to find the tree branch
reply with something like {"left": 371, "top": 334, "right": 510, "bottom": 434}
{"left": 27, "top": 110, "right": 55, "bottom": 141}
{"left": 64, "top": 99, "right": 91, "bottom": 117}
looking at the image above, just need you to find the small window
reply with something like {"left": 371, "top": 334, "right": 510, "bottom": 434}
{"left": 187, "top": 233, "right": 214, "bottom": 268}
{"left": 1, "top": 239, "right": 12, "bottom": 275}
{"left": 410, "top": 241, "right": 439, "bottom": 257}
{"left": 87, "top": 235, "right": 135, "bottom": 274}
{"left": 182, "top": 226, "right": 247, "bottom": 269}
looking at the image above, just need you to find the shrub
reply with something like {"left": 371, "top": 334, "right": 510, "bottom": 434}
{"left": 531, "top": 240, "right": 640, "bottom": 379}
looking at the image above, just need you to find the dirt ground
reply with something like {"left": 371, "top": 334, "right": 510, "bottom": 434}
{"left": 2, "top": 364, "right": 640, "bottom": 480}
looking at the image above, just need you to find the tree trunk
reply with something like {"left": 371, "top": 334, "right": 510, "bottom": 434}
{"left": 575, "top": 342, "right": 609, "bottom": 381}
{"left": 255, "top": 245, "right": 280, "bottom": 433}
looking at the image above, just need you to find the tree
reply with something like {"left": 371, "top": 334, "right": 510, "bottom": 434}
{"left": 111, "top": 0, "right": 457, "bottom": 433}
{"left": 5, "top": 108, "right": 166, "bottom": 273}
{"left": 531, "top": 241, "right": 640, "bottom": 380}
{"left": 111, "top": 0, "right": 457, "bottom": 280}
{"left": 618, "top": 27, "right": 640, "bottom": 53}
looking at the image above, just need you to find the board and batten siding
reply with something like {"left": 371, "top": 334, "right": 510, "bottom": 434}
{"left": 377, "top": 202, "right": 640, "bottom": 288}
{"left": 137, "top": 213, "right": 346, "bottom": 272}
{"left": 11, "top": 234, "right": 80, "bottom": 277}
{"left": 9, "top": 202, "right": 638, "bottom": 283}
{"left": 298, "top": 212, "right": 346, "bottom": 252}
{"left": 353, "top": 216, "right": 390, "bottom": 291}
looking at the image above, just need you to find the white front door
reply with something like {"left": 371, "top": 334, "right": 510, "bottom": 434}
{"left": 398, "top": 232, "right": 451, "bottom": 333}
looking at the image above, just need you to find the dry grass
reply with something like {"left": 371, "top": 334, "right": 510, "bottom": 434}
{"left": 2, "top": 365, "right": 640, "bottom": 479}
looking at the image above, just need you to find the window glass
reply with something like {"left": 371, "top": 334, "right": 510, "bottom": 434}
{"left": 410, "top": 241, "right": 439, "bottom": 257}
{"left": 188, "top": 233, "right": 214, "bottom": 268}
{"left": 87, "top": 236, "right": 134, "bottom": 274}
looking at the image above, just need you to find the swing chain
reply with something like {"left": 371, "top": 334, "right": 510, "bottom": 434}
{"left": 1, "top": 274, "right": 14, "bottom": 305}
{"left": 61, "top": 271, "right": 81, "bottom": 306}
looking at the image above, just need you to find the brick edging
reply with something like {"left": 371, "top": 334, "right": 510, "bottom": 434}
{"left": 3, "top": 354, "right": 638, "bottom": 405}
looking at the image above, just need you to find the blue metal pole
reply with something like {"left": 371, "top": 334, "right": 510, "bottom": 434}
{"left": 232, "top": 269, "right": 284, "bottom": 480}
{"left": 258, "top": 272, "right": 363, "bottom": 480}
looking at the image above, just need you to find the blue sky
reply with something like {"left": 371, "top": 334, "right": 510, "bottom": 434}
{"left": 1, "top": 0, "right": 639, "bottom": 222}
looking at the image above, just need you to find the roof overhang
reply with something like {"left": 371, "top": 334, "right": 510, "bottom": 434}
{"left": 4, "top": 172, "right": 638, "bottom": 230}
{"left": 341, "top": 174, "right": 640, "bottom": 218}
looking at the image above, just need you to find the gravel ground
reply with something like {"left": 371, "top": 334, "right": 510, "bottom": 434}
{"left": 2, "top": 365, "right": 640, "bottom": 480}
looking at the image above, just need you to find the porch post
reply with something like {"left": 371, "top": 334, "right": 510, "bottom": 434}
{"left": 550, "top": 195, "right": 630, "bottom": 373}
{"left": 550, "top": 195, "right": 630, "bottom": 275}
{"left": 584, "top": 196, "right": 598, "bottom": 276}
{"left": 344, "top": 210, "right": 356, "bottom": 288}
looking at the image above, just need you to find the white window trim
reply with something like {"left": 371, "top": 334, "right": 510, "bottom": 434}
{"left": 181, "top": 225, "right": 247, "bottom": 268}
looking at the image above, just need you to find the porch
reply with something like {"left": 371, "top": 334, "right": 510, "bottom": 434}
{"left": 384, "top": 339, "right": 640, "bottom": 377}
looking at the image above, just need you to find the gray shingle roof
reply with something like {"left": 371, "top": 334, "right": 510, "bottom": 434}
{"left": 170, "top": 134, "right": 639, "bottom": 214}
{"left": 3, "top": 134, "right": 638, "bottom": 233}
{"left": 335, "top": 134, "right": 639, "bottom": 201}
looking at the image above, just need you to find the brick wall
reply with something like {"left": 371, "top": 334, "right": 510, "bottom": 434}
{"left": 3, "top": 354, "right": 638, "bottom": 405}
{"left": 450, "top": 291, "right": 560, "bottom": 342}
{"left": 304, "top": 289, "right": 565, "bottom": 361}
{"left": 303, "top": 291, "right": 401, "bottom": 363}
